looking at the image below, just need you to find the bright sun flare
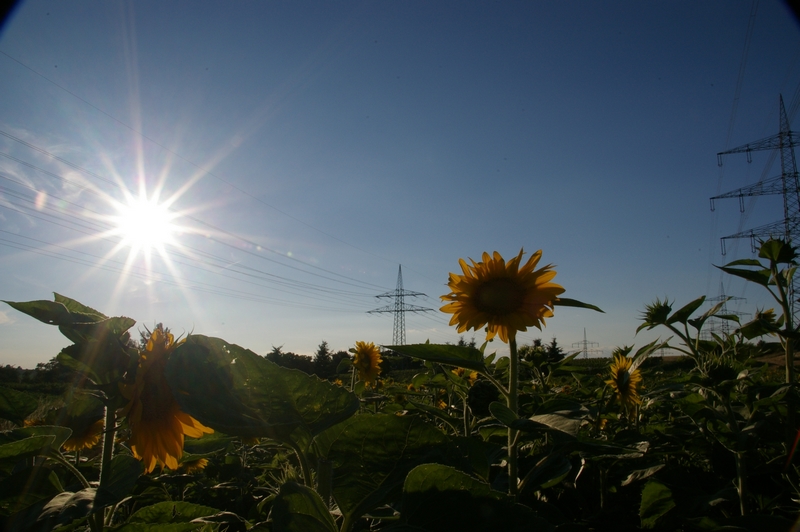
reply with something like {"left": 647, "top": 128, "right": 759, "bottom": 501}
{"left": 114, "top": 196, "right": 178, "bottom": 253}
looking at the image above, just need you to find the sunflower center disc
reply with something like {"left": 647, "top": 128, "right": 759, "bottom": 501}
{"left": 474, "top": 278, "right": 526, "bottom": 316}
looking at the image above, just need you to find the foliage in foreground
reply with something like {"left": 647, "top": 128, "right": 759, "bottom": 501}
{"left": 0, "top": 241, "right": 799, "bottom": 531}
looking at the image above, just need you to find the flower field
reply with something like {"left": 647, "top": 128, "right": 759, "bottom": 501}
{"left": 1, "top": 243, "right": 798, "bottom": 531}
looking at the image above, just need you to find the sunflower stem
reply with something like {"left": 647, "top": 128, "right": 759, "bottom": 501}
{"left": 508, "top": 337, "right": 519, "bottom": 499}
{"left": 98, "top": 405, "right": 116, "bottom": 489}
{"left": 289, "top": 441, "right": 313, "bottom": 487}
{"left": 45, "top": 452, "right": 91, "bottom": 490}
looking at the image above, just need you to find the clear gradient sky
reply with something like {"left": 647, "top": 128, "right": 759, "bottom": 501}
{"left": 1, "top": 1, "right": 799, "bottom": 368}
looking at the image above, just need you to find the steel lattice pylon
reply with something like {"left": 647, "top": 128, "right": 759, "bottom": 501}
{"left": 711, "top": 95, "right": 800, "bottom": 253}
{"left": 571, "top": 328, "right": 601, "bottom": 359}
{"left": 368, "top": 265, "right": 432, "bottom": 345}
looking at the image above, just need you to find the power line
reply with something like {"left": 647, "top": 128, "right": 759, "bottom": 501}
{"left": 0, "top": 138, "right": 393, "bottom": 292}
{"left": 0, "top": 197, "right": 378, "bottom": 310}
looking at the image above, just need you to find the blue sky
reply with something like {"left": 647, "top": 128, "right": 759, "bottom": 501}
{"left": 1, "top": 1, "right": 799, "bottom": 368}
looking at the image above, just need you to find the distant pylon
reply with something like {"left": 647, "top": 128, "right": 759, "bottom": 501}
{"left": 368, "top": 266, "right": 433, "bottom": 345}
{"left": 711, "top": 95, "right": 800, "bottom": 253}
{"left": 572, "top": 328, "right": 601, "bottom": 359}
{"left": 711, "top": 94, "right": 800, "bottom": 322}
{"left": 700, "top": 281, "right": 749, "bottom": 340}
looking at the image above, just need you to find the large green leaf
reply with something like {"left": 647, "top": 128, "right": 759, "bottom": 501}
{"left": 397, "top": 464, "right": 554, "bottom": 532}
{"left": 314, "top": 414, "right": 453, "bottom": 523}
{"left": 53, "top": 293, "right": 107, "bottom": 321}
{"left": 385, "top": 344, "right": 486, "bottom": 373}
{"left": 94, "top": 454, "right": 143, "bottom": 509}
{"left": 3, "top": 299, "right": 94, "bottom": 326}
{"left": 57, "top": 319, "right": 136, "bottom": 386}
{"left": 36, "top": 488, "right": 95, "bottom": 527}
{"left": 520, "top": 453, "right": 572, "bottom": 491}
{"left": 271, "top": 482, "right": 338, "bottom": 532}
{"left": 126, "top": 501, "right": 220, "bottom": 524}
{"left": 489, "top": 402, "right": 580, "bottom": 437}
{"left": 0, "top": 386, "right": 38, "bottom": 426}
{"left": 666, "top": 296, "right": 705, "bottom": 325}
{"left": 640, "top": 480, "right": 675, "bottom": 529}
{"left": 0, "top": 426, "right": 73, "bottom": 471}
{"left": 717, "top": 265, "right": 772, "bottom": 288}
{"left": 166, "top": 335, "right": 359, "bottom": 443}
{"left": 58, "top": 316, "right": 136, "bottom": 346}
{"left": 0, "top": 465, "right": 63, "bottom": 517}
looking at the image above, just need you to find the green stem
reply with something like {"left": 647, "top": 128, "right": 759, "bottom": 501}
{"left": 46, "top": 452, "right": 91, "bottom": 489}
{"left": 735, "top": 452, "right": 748, "bottom": 515}
{"left": 317, "top": 459, "right": 332, "bottom": 508}
{"left": 289, "top": 442, "right": 313, "bottom": 487}
{"left": 95, "top": 405, "right": 117, "bottom": 532}
{"left": 98, "top": 406, "right": 116, "bottom": 488}
{"left": 462, "top": 395, "right": 469, "bottom": 437}
{"left": 508, "top": 337, "right": 519, "bottom": 499}
{"left": 340, "top": 514, "right": 354, "bottom": 532}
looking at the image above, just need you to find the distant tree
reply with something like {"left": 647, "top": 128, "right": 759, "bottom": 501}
{"left": 32, "top": 357, "right": 74, "bottom": 384}
{"left": 313, "top": 341, "right": 332, "bottom": 377}
{"left": 265, "top": 345, "right": 314, "bottom": 374}
{"left": 545, "top": 337, "right": 565, "bottom": 363}
{"left": 457, "top": 336, "right": 477, "bottom": 349}
{"left": 0, "top": 365, "right": 22, "bottom": 383}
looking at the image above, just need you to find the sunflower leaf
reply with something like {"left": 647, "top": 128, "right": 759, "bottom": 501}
{"left": 94, "top": 455, "right": 143, "bottom": 509}
{"left": 554, "top": 298, "right": 604, "bottom": 313}
{"left": 166, "top": 335, "right": 359, "bottom": 443}
{"left": 2, "top": 299, "right": 95, "bottom": 326}
{"left": 717, "top": 265, "right": 772, "bottom": 288}
{"left": 398, "top": 464, "right": 553, "bottom": 532}
{"left": 640, "top": 480, "right": 676, "bottom": 528}
{"left": 313, "top": 413, "right": 454, "bottom": 524}
{"left": 666, "top": 296, "right": 705, "bottom": 325}
{"left": 386, "top": 344, "right": 486, "bottom": 373}
{"left": 126, "top": 501, "right": 220, "bottom": 524}
{"left": 271, "top": 481, "right": 338, "bottom": 532}
{"left": 53, "top": 293, "right": 107, "bottom": 321}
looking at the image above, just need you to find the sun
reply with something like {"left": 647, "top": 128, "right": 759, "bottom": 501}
{"left": 111, "top": 193, "right": 179, "bottom": 255}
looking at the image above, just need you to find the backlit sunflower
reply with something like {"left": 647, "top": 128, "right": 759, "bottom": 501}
{"left": 606, "top": 352, "right": 643, "bottom": 411}
{"left": 180, "top": 457, "right": 209, "bottom": 473}
{"left": 63, "top": 419, "right": 104, "bottom": 452}
{"left": 440, "top": 249, "right": 565, "bottom": 343}
{"left": 27, "top": 397, "right": 105, "bottom": 452}
{"left": 119, "top": 325, "right": 213, "bottom": 473}
{"left": 352, "top": 341, "right": 382, "bottom": 386}
{"left": 451, "top": 367, "right": 478, "bottom": 386}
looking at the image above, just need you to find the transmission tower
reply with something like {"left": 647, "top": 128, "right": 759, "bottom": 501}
{"left": 368, "top": 265, "right": 433, "bottom": 345}
{"left": 710, "top": 95, "right": 800, "bottom": 254}
{"left": 572, "top": 328, "right": 601, "bottom": 359}
{"left": 700, "top": 282, "right": 749, "bottom": 341}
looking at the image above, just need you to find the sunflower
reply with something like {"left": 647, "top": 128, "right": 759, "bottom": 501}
{"left": 606, "top": 353, "right": 643, "bottom": 411}
{"left": 26, "top": 397, "right": 105, "bottom": 452}
{"left": 440, "top": 249, "right": 565, "bottom": 343}
{"left": 451, "top": 367, "right": 478, "bottom": 386}
{"left": 119, "top": 325, "right": 213, "bottom": 473}
{"left": 63, "top": 419, "right": 104, "bottom": 452}
{"left": 180, "top": 457, "right": 209, "bottom": 474}
{"left": 352, "top": 341, "right": 382, "bottom": 386}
